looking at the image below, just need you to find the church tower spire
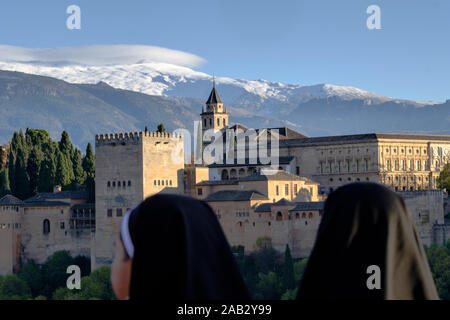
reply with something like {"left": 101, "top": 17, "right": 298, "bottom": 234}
{"left": 201, "top": 78, "right": 229, "bottom": 134}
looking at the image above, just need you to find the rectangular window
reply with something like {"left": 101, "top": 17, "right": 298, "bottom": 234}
{"left": 117, "top": 208, "right": 123, "bottom": 217}
{"left": 347, "top": 160, "right": 351, "bottom": 172}
{"left": 296, "top": 166, "right": 300, "bottom": 175}
{"left": 107, "top": 209, "right": 112, "bottom": 217}
{"left": 60, "top": 222, "right": 65, "bottom": 229}
{"left": 294, "top": 184, "right": 298, "bottom": 195}
{"left": 276, "top": 185, "right": 279, "bottom": 196}
{"left": 365, "top": 160, "right": 369, "bottom": 172}
{"left": 197, "top": 188, "right": 203, "bottom": 196}
{"left": 285, "top": 184, "right": 289, "bottom": 196}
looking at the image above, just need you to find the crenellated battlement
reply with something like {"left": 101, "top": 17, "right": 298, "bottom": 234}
{"left": 95, "top": 131, "right": 183, "bottom": 145}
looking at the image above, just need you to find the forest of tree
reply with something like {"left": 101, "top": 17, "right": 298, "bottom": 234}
{"left": 0, "top": 129, "right": 95, "bottom": 202}
{"left": 233, "top": 237, "right": 450, "bottom": 300}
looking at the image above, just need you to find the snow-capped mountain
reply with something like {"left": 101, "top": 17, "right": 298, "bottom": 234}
{"left": 0, "top": 60, "right": 425, "bottom": 117}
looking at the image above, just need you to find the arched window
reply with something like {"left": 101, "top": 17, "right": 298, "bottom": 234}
{"left": 204, "top": 119, "right": 207, "bottom": 127}
{"left": 223, "top": 118, "right": 226, "bottom": 126}
{"left": 276, "top": 211, "right": 282, "bottom": 221}
{"left": 309, "top": 212, "right": 313, "bottom": 219}
{"left": 230, "top": 169, "right": 237, "bottom": 179}
{"left": 217, "top": 118, "right": 220, "bottom": 126}
{"left": 43, "top": 219, "right": 50, "bottom": 235}
{"left": 123, "top": 181, "right": 126, "bottom": 188}
{"left": 221, "top": 169, "right": 229, "bottom": 180}
{"left": 118, "top": 181, "right": 121, "bottom": 187}
{"left": 107, "top": 181, "right": 111, "bottom": 187}
{"left": 295, "top": 213, "right": 300, "bottom": 219}
{"left": 238, "top": 168, "right": 245, "bottom": 177}
{"left": 209, "top": 119, "right": 212, "bottom": 126}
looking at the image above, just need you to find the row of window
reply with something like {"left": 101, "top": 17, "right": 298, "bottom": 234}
{"left": 386, "top": 176, "right": 429, "bottom": 183}
{"left": 274, "top": 184, "right": 314, "bottom": 197}
{"left": 385, "top": 159, "right": 428, "bottom": 171}
{"left": 203, "top": 117, "right": 227, "bottom": 128}
{"left": 236, "top": 212, "right": 249, "bottom": 217}
{"left": 320, "top": 159, "right": 370, "bottom": 174}
{"left": 107, "top": 180, "right": 132, "bottom": 188}
{"left": 153, "top": 179, "right": 173, "bottom": 187}
{"left": 107, "top": 208, "right": 130, "bottom": 218}
{"left": 0, "top": 223, "right": 21, "bottom": 229}
{"left": 384, "top": 148, "right": 427, "bottom": 155}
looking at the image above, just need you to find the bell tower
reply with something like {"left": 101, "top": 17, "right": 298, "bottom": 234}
{"left": 201, "top": 79, "right": 229, "bottom": 135}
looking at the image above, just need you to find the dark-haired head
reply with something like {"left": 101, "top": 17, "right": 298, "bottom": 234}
{"left": 297, "top": 182, "right": 439, "bottom": 300}
{"left": 111, "top": 194, "right": 250, "bottom": 300}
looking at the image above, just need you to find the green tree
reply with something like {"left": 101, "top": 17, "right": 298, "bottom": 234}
{"left": 281, "top": 287, "right": 298, "bottom": 300}
{"left": 0, "top": 275, "right": 32, "bottom": 300}
{"left": 425, "top": 241, "right": 450, "bottom": 300}
{"left": 55, "top": 150, "right": 74, "bottom": 188}
{"left": 41, "top": 251, "right": 75, "bottom": 298}
{"left": 7, "top": 149, "right": 15, "bottom": 194}
{"left": 293, "top": 258, "right": 308, "bottom": 284}
{"left": 82, "top": 143, "right": 95, "bottom": 202}
{"left": 26, "top": 148, "right": 42, "bottom": 196}
{"left": 72, "top": 149, "right": 86, "bottom": 186}
{"left": 82, "top": 143, "right": 95, "bottom": 178}
{"left": 38, "top": 154, "right": 56, "bottom": 192}
{"left": 0, "top": 168, "right": 11, "bottom": 197}
{"left": 18, "top": 260, "right": 43, "bottom": 297}
{"left": 437, "top": 163, "right": 450, "bottom": 191}
{"left": 14, "top": 148, "right": 30, "bottom": 199}
{"left": 256, "top": 272, "right": 282, "bottom": 300}
{"left": 282, "top": 244, "right": 295, "bottom": 291}
{"left": 157, "top": 123, "right": 165, "bottom": 133}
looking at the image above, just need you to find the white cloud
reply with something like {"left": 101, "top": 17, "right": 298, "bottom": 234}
{"left": 0, "top": 44, "right": 205, "bottom": 68}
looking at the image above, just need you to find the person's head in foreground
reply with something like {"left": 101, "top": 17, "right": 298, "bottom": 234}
{"left": 297, "top": 182, "right": 439, "bottom": 300}
{"left": 111, "top": 194, "right": 250, "bottom": 300}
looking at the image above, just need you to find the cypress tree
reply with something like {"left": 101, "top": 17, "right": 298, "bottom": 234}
{"left": 38, "top": 155, "right": 56, "bottom": 193}
{"left": 157, "top": 123, "right": 165, "bottom": 133}
{"left": 7, "top": 149, "right": 15, "bottom": 194}
{"left": 82, "top": 143, "right": 95, "bottom": 202}
{"left": 14, "top": 148, "right": 30, "bottom": 199}
{"left": 0, "top": 169, "right": 11, "bottom": 197}
{"left": 282, "top": 244, "right": 295, "bottom": 291}
{"left": 72, "top": 149, "right": 86, "bottom": 186}
{"left": 55, "top": 150, "right": 72, "bottom": 188}
{"left": 27, "top": 148, "right": 42, "bottom": 196}
{"left": 82, "top": 143, "right": 95, "bottom": 178}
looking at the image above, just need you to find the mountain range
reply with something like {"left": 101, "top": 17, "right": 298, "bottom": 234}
{"left": 0, "top": 61, "right": 448, "bottom": 149}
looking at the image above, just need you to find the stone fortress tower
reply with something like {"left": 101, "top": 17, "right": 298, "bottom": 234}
{"left": 92, "top": 131, "right": 184, "bottom": 269}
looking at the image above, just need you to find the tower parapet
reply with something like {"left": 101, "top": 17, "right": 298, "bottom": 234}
{"left": 95, "top": 131, "right": 183, "bottom": 145}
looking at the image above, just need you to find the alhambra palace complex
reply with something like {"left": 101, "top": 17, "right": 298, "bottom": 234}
{"left": 1, "top": 85, "right": 450, "bottom": 274}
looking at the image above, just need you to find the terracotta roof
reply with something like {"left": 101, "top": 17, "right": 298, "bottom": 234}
{"left": 204, "top": 190, "right": 268, "bottom": 202}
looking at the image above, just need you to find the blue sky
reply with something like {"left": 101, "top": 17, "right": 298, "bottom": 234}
{"left": 0, "top": 0, "right": 449, "bottom": 102}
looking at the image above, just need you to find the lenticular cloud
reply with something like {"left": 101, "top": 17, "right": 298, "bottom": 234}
{"left": 0, "top": 44, "right": 205, "bottom": 68}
